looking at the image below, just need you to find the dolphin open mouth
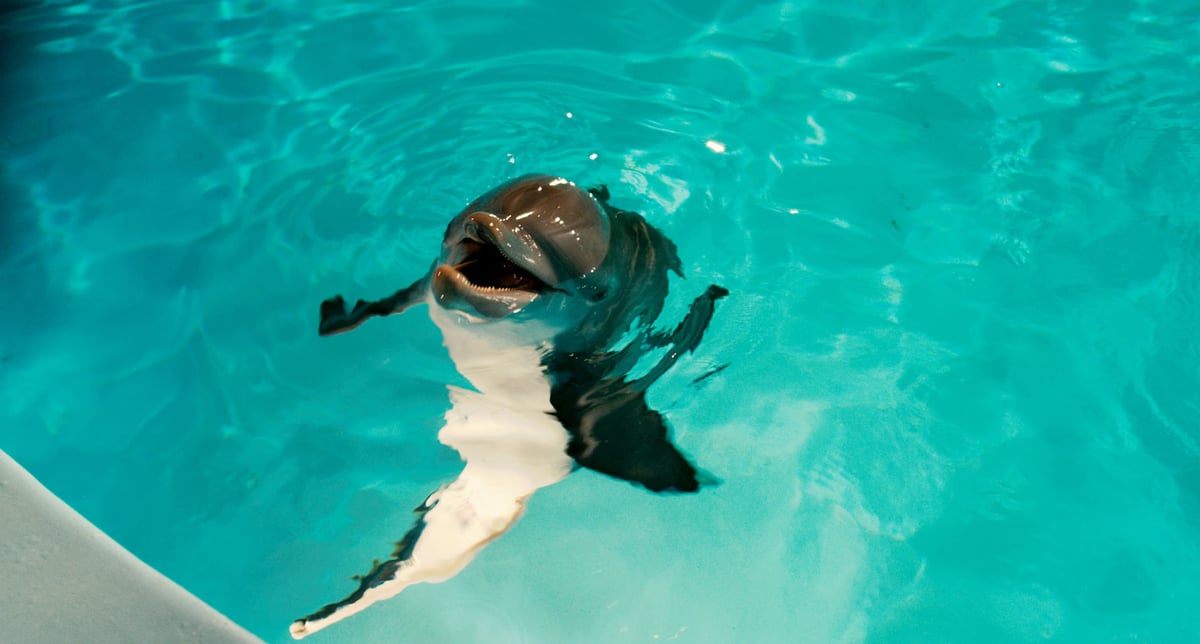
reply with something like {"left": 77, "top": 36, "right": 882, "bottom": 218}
{"left": 432, "top": 215, "right": 552, "bottom": 317}
{"left": 452, "top": 238, "right": 546, "bottom": 292}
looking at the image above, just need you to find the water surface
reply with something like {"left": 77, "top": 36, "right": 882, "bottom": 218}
{"left": 2, "top": 0, "right": 1198, "bottom": 641}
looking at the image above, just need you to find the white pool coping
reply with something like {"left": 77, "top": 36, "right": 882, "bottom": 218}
{"left": 1, "top": 450, "right": 261, "bottom": 643}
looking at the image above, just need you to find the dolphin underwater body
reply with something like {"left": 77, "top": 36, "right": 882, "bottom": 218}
{"left": 291, "top": 174, "right": 728, "bottom": 639}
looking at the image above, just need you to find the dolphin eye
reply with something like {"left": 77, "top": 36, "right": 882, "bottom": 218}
{"left": 589, "top": 288, "right": 608, "bottom": 302}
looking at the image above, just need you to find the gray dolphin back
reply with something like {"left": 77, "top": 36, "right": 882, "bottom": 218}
{"left": 545, "top": 186, "right": 728, "bottom": 493}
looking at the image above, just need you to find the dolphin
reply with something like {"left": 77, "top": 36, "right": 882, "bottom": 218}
{"left": 291, "top": 174, "right": 727, "bottom": 639}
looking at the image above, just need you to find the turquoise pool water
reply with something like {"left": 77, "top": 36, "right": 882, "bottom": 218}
{"left": 3, "top": 0, "right": 1198, "bottom": 641}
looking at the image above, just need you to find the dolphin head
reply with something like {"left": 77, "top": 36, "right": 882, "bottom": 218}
{"left": 430, "top": 174, "right": 614, "bottom": 323}
{"left": 318, "top": 173, "right": 682, "bottom": 350}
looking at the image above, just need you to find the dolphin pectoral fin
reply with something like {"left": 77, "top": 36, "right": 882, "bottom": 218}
{"left": 553, "top": 385, "right": 704, "bottom": 493}
{"left": 290, "top": 470, "right": 530, "bottom": 639}
{"left": 547, "top": 284, "right": 728, "bottom": 493}
{"left": 635, "top": 284, "right": 729, "bottom": 389}
{"left": 587, "top": 184, "right": 611, "bottom": 204}
{"left": 317, "top": 277, "right": 427, "bottom": 336}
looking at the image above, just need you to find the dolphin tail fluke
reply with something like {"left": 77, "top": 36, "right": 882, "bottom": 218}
{"left": 317, "top": 276, "right": 427, "bottom": 336}
{"left": 289, "top": 473, "right": 528, "bottom": 639}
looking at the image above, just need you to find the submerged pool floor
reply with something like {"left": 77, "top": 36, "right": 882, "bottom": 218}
{"left": 2, "top": 0, "right": 1198, "bottom": 641}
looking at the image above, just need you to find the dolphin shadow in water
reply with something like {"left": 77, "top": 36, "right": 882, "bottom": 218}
{"left": 292, "top": 175, "right": 727, "bottom": 639}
